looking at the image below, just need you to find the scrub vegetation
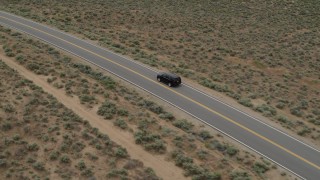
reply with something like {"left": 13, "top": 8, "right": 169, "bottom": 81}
{"left": 1, "top": 0, "right": 319, "bottom": 140}
{"left": 0, "top": 26, "right": 291, "bottom": 179}
{"left": 1, "top": 0, "right": 318, "bottom": 178}
{"left": 0, "top": 60, "right": 158, "bottom": 179}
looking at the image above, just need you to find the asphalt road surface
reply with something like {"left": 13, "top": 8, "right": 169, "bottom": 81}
{"left": 1, "top": 11, "right": 320, "bottom": 179}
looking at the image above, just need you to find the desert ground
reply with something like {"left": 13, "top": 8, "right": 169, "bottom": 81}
{"left": 1, "top": 0, "right": 319, "bottom": 179}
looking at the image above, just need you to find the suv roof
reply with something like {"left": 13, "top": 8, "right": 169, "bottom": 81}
{"left": 159, "top": 72, "right": 180, "bottom": 79}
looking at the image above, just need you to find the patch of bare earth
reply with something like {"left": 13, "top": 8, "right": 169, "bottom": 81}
{"left": 0, "top": 53, "right": 186, "bottom": 180}
{"left": 0, "top": 25, "right": 298, "bottom": 179}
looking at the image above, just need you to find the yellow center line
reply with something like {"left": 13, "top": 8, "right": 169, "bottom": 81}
{"left": 1, "top": 15, "right": 320, "bottom": 170}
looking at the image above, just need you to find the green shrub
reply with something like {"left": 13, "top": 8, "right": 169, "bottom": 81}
{"left": 27, "top": 158, "right": 36, "bottom": 163}
{"left": 79, "top": 95, "right": 95, "bottom": 104}
{"left": 64, "top": 122, "right": 74, "bottom": 130}
{"left": 309, "top": 118, "right": 320, "bottom": 125}
{"left": 134, "top": 131, "right": 166, "bottom": 153}
{"left": 123, "top": 159, "right": 143, "bottom": 170}
{"left": 12, "top": 134, "right": 20, "bottom": 141}
{"left": 0, "top": 158, "right": 7, "bottom": 167}
{"left": 143, "top": 167, "right": 158, "bottom": 179}
{"left": 72, "top": 63, "right": 116, "bottom": 89}
{"left": 312, "top": 109, "right": 320, "bottom": 116}
{"left": 183, "top": 163, "right": 203, "bottom": 176}
{"left": 117, "top": 108, "right": 129, "bottom": 116}
{"left": 198, "top": 78, "right": 230, "bottom": 93}
{"left": 60, "top": 72, "right": 66, "bottom": 78}
{"left": 60, "top": 142, "right": 70, "bottom": 152}
{"left": 71, "top": 142, "right": 86, "bottom": 152}
{"left": 97, "top": 100, "right": 117, "bottom": 119}
{"left": 33, "top": 162, "right": 45, "bottom": 171}
{"left": 198, "top": 130, "right": 213, "bottom": 141}
{"left": 77, "top": 160, "right": 86, "bottom": 171}
{"left": 27, "top": 62, "right": 40, "bottom": 71}
{"left": 207, "top": 140, "right": 226, "bottom": 152}
{"left": 230, "top": 170, "right": 250, "bottom": 180}
{"left": 138, "top": 118, "right": 154, "bottom": 130}
{"left": 144, "top": 139, "right": 166, "bottom": 153}
{"left": 107, "top": 168, "right": 128, "bottom": 178}
{"left": 4, "top": 138, "right": 13, "bottom": 146}
{"left": 2, "top": 122, "right": 12, "bottom": 131}
{"left": 173, "top": 119, "right": 194, "bottom": 132}
{"left": 114, "top": 118, "right": 128, "bottom": 129}
{"left": 15, "top": 54, "right": 25, "bottom": 63}
{"left": 171, "top": 150, "right": 193, "bottom": 167}
{"left": 171, "top": 150, "right": 220, "bottom": 179}
{"left": 252, "top": 162, "right": 269, "bottom": 174}
{"left": 53, "top": 82, "right": 63, "bottom": 89}
{"left": 60, "top": 155, "right": 70, "bottom": 163}
{"left": 95, "top": 143, "right": 102, "bottom": 150}
{"left": 238, "top": 98, "right": 253, "bottom": 107}
{"left": 5, "top": 50, "right": 15, "bottom": 57}
{"left": 290, "top": 107, "right": 304, "bottom": 117}
{"left": 11, "top": 32, "right": 21, "bottom": 36}
{"left": 173, "top": 135, "right": 184, "bottom": 148}
{"left": 3, "top": 104, "right": 15, "bottom": 113}
{"left": 115, "top": 147, "right": 128, "bottom": 158}
{"left": 139, "top": 100, "right": 164, "bottom": 114}
{"left": 226, "top": 146, "right": 239, "bottom": 156}
{"left": 27, "top": 143, "right": 39, "bottom": 151}
{"left": 159, "top": 112, "right": 175, "bottom": 121}
{"left": 192, "top": 172, "right": 221, "bottom": 180}
{"left": 276, "top": 102, "right": 286, "bottom": 109}
{"left": 81, "top": 169, "right": 94, "bottom": 177}
{"left": 49, "top": 151, "right": 59, "bottom": 161}
{"left": 299, "top": 99, "right": 309, "bottom": 110}
{"left": 297, "top": 128, "right": 311, "bottom": 136}
{"left": 277, "top": 115, "right": 288, "bottom": 124}
{"left": 226, "top": 92, "right": 241, "bottom": 100}
{"left": 255, "top": 104, "right": 277, "bottom": 117}
{"left": 196, "top": 150, "right": 208, "bottom": 160}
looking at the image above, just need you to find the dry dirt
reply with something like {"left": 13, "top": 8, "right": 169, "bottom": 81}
{"left": 63, "top": 33, "right": 320, "bottom": 150}
{"left": 0, "top": 25, "right": 301, "bottom": 178}
{"left": 0, "top": 53, "right": 187, "bottom": 180}
{"left": 94, "top": 45, "right": 320, "bottom": 152}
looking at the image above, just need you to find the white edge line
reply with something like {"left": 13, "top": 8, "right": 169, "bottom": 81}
{"left": 183, "top": 84, "right": 320, "bottom": 153}
{"left": 0, "top": 21, "right": 306, "bottom": 180}
{"left": 0, "top": 11, "right": 158, "bottom": 73}
{"left": 2, "top": 11, "right": 318, "bottom": 154}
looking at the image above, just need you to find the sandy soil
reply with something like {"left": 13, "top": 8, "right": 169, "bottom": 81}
{"left": 0, "top": 54, "right": 188, "bottom": 180}
{"left": 80, "top": 37, "right": 320, "bottom": 149}
{"left": 47, "top": 46, "right": 304, "bottom": 179}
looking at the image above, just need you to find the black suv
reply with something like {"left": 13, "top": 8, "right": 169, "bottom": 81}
{"left": 157, "top": 72, "right": 181, "bottom": 87}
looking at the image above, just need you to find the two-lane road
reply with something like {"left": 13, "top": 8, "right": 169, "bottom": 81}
{"left": 1, "top": 11, "right": 319, "bottom": 179}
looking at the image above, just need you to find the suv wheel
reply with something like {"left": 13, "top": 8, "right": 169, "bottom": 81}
{"left": 157, "top": 77, "right": 161, "bottom": 82}
{"left": 168, "top": 82, "right": 172, "bottom": 87}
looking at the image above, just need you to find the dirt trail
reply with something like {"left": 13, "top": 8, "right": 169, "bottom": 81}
{"left": 0, "top": 55, "right": 187, "bottom": 180}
